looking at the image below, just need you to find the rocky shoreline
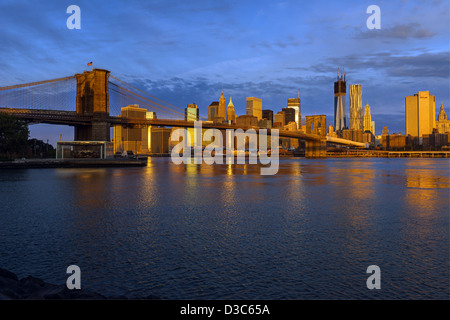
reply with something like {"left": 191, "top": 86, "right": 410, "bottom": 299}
{"left": 0, "top": 268, "right": 159, "bottom": 300}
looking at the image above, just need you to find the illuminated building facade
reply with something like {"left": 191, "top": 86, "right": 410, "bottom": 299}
{"left": 342, "top": 128, "right": 363, "bottom": 142}
{"left": 349, "top": 84, "right": 363, "bottom": 130}
{"left": 217, "top": 92, "right": 227, "bottom": 122}
{"left": 185, "top": 103, "right": 199, "bottom": 122}
{"left": 436, "top": 103, "right": 450, "bottom": 134}
{"left": 114, "top": 104, "right": 148, "bottom": 154}
{"left": 236, "top": 114, "right": 258, "bottom": 127}
{"left": 363, "top": 101, "right": 374, "bottom": 135}
{"left": 274, "top": 111, "right": 285, "bottom": 128}
{"left": 405, "top": 91, "right": 436, "bottom": 137}
{"left": 246, "top": 97, "right": 262, "bottom": 121}
{"left": 208, "top": 101, "right": 219, "bottom": 122}
{"left": 227, "top": 97, "right": 236, "bottom": 124}
{"left": 287, "top": 96, "right": 301, "bottom": 129}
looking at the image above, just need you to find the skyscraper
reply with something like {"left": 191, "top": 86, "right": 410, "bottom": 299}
{"left": 246, "top": 97, "right": 262, "bottom": 121}
{"left": 436, "top": 103, "right": 450, "bottom": 134}
{"left": 282, "top": 107, "right": 296, "bottom": 126}
{"left": 287, "top": 93, "right": 301, "bottom": 129}
{"left": 262, "top": 109, "right": 274, "bottom": 126}
{"left": 274, "top": 111, "right": 285, "bottom": 127}
{"left": 114, "top": 105, "right": 149, "bottom": 154}
{"left": 349, "top": 84, "right": 363, "bottom": 130}
{"left": 334, "top": 68, "right": 347, "bottom": 131}
{"left": 185, "top": 103, "right": 199, "bottom": 122}
{"left": 208, "top": 101, "right": 219, "bottom": 121}
{"left": 217, "top": 92, "right": 227, "bottom": 122}
{"left": 227, "top": 97, "right": 236, "bottom": 124}
{"left": 363, "top": 101, "right": 374, "bottom": 135}
{"left": 405, "top": 91, "right": 436, "bottom": 137}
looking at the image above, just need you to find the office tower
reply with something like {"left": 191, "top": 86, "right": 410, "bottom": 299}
{"left": 405, "top": 91, "right": 436, "bottom": 137}
{"left": 334, "top": 68, "right": 347, "bottom": 131}
{"left": 236, "top": 115, "right": 258, "bottom": 128}
{"left": 436, "top": 103, "right": 450, "bottom": 133}
{"left": 151, "top": 127, "right": 171, "bottom": 154}
{"left": 246, "top": 97, "right": 262, "bottom": 121}
{"left": 382, "top": 126, "right": 389, "bottom": 135}
{"left": 349, "top": 84, "right": 363, "bottom": 130}
{"left": 274, "top": 111, "right": 285, "bottom": 127}
{"left": 287, "top": 94, "right": 301, "bottom": 129}
{"left": 262, "top": 109, "right": 274, "bottom": 126}
{"left": 363, "top": 101, "right": 374, "bottom": 134}
{"left": 258, "top": 119, "right": 272, "bottom": 129}
{"left": 282, "top": 107, "right": 296, "bottom": 126}
{"left": 227, "top": 97, "right": 236, "bottom": 124}
{"left": 146, "top": 111, "right": 156, "bottom": 120}
{"left": 217, "top": 91, "right": 227, "bottom": 121}
{"left": 114, "top": 105, "right": 148, "bottom": 154}
{"left": 146, "top": 111, "right": 156, "bottom": 152}
{"left": 185, "top": 103, "right": 199, "bottom": 122}
{"left": 342, "top": 128, "right": 363, "bottom": 143}
{"left": 208, "top": 101, "right": 219, "bottom": 121}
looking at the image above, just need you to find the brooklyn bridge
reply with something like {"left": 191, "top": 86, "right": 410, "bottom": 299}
{"left": 0, "top": 68, "right": 367, "bottom": 157}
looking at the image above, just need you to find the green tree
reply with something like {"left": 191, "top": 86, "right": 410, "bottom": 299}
{"left": 28, "top": 138, "right": 55, "bottom": 158}
{"left": 0, "top": 113, "right": 30, "bottom": 159}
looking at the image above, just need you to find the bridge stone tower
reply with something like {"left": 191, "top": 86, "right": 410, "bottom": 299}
{"left": 305, "top": 115, "right": 327, "bottom": 158}
{"left": 74, "top": 69, "right": 111, "bottom": 141}
{"left": 305, "top": 115, "right": 327, "bottom": 136}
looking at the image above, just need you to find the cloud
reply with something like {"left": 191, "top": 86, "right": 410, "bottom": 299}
{"left": 318, "top": 51, "right": 450, "bottom": 79}
{"left": 355, "top": 23, "right": 436, "bottom": 40}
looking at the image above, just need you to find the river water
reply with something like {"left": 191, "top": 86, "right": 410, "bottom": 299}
{"left": 0, "top": 157, "right": 448, "bottom": 299}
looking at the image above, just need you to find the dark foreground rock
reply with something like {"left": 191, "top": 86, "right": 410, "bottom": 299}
{"left": 0, "top": 268, "right": 159, "bottom": 300}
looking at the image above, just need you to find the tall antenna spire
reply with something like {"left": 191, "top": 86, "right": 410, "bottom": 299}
{"left": 298, "top": 88, "right": 300, "bottom": 99}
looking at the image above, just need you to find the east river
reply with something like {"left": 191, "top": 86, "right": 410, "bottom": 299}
{"left": 0, "top": 157, "right": 448, "bottom": 299}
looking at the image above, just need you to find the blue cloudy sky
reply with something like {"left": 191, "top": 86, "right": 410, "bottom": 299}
{"left": 0, "top": 0, "right": 449, "bottom": 143}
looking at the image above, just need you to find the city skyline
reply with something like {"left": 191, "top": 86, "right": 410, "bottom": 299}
{"left": 0, "top": 0, "right": 448, "bottom": 144}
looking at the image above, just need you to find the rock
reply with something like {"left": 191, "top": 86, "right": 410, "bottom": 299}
{"left": 0, "top": 268, "right": 159, "bottom": 300}
{"left": 0, "top": 268, "right": 18, "bottom": 281}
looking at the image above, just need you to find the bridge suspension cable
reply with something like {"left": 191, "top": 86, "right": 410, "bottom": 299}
{"left": 109, "top": 81, "right": 185, "bottom": 118}
{"left": 0, "top": 76, "right": 75, "bottom": 91}
{"left": 0, "top": 76, "right": 76, "bottom": 111}
{"left": 109, "top": 75, "right": 207, "bottom": 120}
{"left": 109, "top": 83, "right": 186, "bottom": 119}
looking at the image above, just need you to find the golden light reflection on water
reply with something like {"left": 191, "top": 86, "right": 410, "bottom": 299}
{"left": 56, "top": 168, "right": 109, "bottom": 211}
{"left": 222, "top": 166, "right": 237, "bottom": 208}
{"left": 285, "top": 162, "right": 304, "bottom": 198}
{"left": 405, "top": 171, "right": 449, "bottom": 189}
{"left": 327, "top": 161, "right": 378, "bottom": 232}
{"left": 403, "top": 160, "right": 449, "bottom": 217}
{"left": 3, "top": 158, "right": 448, "bottom": 299}
{"left": 404, "top": 159, "right": 450, "bottom": 189}
{"left": 55, "top": 168, "right": 117, "bottom": 245}
{"left": 227, "top": 163, "right": 233, "bottom": 176}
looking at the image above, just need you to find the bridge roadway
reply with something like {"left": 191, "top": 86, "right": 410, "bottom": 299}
{"left": 0, "top": 108, "right": 367, "bottom": 147}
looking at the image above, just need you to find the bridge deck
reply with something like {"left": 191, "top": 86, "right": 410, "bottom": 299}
{"left": 1, "top": 108, "right": 362, "bottom": 145}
